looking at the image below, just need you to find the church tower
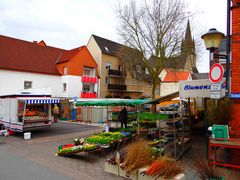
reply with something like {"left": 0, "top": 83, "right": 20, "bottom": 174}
{"left": 181, "top": 20, "right": 196, "bottom": 72}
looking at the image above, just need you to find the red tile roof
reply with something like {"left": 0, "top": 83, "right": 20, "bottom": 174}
{"left": 0, "top": 35, "right": 63, "bottom": 75}
{"left": 57, "top": 47, "right": 80, "bottom": 64}
{"left": 162, "top": 69, "right": 191, "bottom": 82}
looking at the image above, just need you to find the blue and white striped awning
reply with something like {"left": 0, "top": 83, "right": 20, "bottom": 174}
{"left": 26, "top": 99, "right": 60, "bottom": 104}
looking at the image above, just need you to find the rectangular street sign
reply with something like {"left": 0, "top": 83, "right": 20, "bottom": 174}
{"left": 211, "top": 91, "right": 221, "bottom": 99}
{"left": 211, "top": 83, "right": 221, "bottom": 91}
{"left": 213, "top": 54, "right": 228, "bottom": 59}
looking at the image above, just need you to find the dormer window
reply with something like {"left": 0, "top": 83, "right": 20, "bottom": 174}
{"left": 104, "top": 46, "right": 109, "bottom": 52}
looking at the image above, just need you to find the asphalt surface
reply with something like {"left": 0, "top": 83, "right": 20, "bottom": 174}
{"left": 0, "top": 145, "right": 72, "bottom": 180}
{"left": 0, "top": 122, "right": 124, "bottom": 180}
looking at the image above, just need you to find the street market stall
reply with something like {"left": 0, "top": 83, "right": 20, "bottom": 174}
{"left": 0, "top": 94, "right": 59, "bottom": 132}
{"left": 75, "top": 98, "right": 150, "bottom": 124}
{"left": 56, "top": 99, "right": 149, "bottom": 157}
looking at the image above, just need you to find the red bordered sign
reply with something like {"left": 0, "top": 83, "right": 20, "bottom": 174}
{"left": 209, "top": 63, "right": 224, "bottom": 83}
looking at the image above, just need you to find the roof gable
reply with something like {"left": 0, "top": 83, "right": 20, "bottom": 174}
{"left": 38, "top": 40, "right": 47, "bottom": 46}
{"left": 0, "top": 35, "right": 63, "bottom": 75}
{"left": 92, "top": 34, "right": 123, "bottom": 56}
{"left": 162, "top": 69, "right": 191, "bottom": 82}
{"left": 56, "top": 46, "right": 99, "bottom": 76}
{"left": 57, "top": 47, "right": 80, "bottom": 64}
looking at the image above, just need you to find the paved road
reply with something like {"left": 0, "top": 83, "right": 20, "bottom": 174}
{"left": 0, "top": 122, "right": 124, "bottom": 180}
{"left": 0, "top": 145, "right": 72, "bottom": 180}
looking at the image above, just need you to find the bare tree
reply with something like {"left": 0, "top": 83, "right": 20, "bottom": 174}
{"left": 116, "top": 0, "right": 191, "bottom": 100}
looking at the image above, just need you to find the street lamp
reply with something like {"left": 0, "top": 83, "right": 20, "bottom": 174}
{"left": 201, "top": 28, "right": 226, "bottom": 159}
{"left": 201, "top": 28, "right": 225, "bottom": 51}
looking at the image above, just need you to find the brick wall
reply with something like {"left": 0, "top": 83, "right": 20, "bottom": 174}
{"left": 231, "top": 0, "right": 240, "bottom": 135}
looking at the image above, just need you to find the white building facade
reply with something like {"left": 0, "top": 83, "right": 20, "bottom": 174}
{"left": 0, "top": 69, "right": 97, "bottom": 98}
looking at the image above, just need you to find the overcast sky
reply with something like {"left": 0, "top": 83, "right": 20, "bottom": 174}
{"left": 0, "top": 0, "right": 227, "bottom": 73}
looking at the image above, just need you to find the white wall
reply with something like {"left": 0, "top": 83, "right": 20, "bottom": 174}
{"left": 61, "top": 75, "right": 82, "bottom": 98}
{"left": 0, "top": 69, "right": 99, "bottom": 99}
{"left": 0, "top": 70, "right": 62, "bottom": 97}
{"left": 160, "top": 82, "right": 179, "bottom": 96}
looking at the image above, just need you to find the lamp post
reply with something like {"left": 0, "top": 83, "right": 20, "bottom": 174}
{"left": 201, "top": 28, "right": 229, "bottom": 96}
{"left": 201, "top": 28, "right": 226, "bottom": 158}
{"left": 201, "top": 0, "right": 231, "bottom": 96}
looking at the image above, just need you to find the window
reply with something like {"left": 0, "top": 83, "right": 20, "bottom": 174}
{"left": 83, "top": 68, "right": 91, "bottom": 76}
{"left": 105, "top": 77, "right": 110, "bottom": 85}
{"left": 63, "top": 83, "right": 67, "bottom": 92}
{"left": 24, "top": 81, "right": 32, "bottom": 89}
{"left": 148, "top": 81, "right": 151, "bottom": 87}
{"left": 83, "top": 84, "right": 90, "bottom": 92}
{"left": 105, "top": 63, "right": 111, "bottom": 70}
{"left": 139, "top": 80, "right": 144, "bottom": 85}
{"left": 132, "top": 78, "right": 137, "bottom": 85}
{"left": 63, "top": 66, "right": 68, "bottom": 75}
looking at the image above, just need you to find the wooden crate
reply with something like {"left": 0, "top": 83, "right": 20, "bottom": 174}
{"left": 138, "top": 167, "right": 185, "bottom": 180}
{"left": 119, "top": 164, "right": 138, "bottom": 180}
{"left": 104, "top": 162, "right": 119, "bottom": 175}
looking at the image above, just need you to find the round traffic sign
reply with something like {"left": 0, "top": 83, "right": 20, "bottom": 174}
{"left": 209, "top": 63, "right": 224, "bottom": 83}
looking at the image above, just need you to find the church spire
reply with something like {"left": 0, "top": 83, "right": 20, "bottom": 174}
{"left": 185, "top": 19, "right": 192, "bottom": 43}
{"left": 181, "top": 20, "right": 195, "bottom": 55}
{"left": 180, "top": 20, "right": 196, "bottom": 71}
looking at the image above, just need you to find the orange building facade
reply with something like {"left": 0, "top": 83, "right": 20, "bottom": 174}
{"left": 56, "top": 46, "right": 99, "bottom": 98}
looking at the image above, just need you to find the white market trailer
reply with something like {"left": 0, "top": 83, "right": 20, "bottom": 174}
{"left": 0, "top": 95, "right": 59, "bottom": 132}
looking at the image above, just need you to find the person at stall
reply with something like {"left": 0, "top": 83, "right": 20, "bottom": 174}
{"left": 53, "top": 104, "right": 59, "bottom": 123}
{"left": 18, "top": 113, "right": 23, "bottom": 122}
{"left": 42, "top": 104, "right": 48, "bottom": 117}
{"left": 118, "top": 107, "right": 128, "bottom": 128}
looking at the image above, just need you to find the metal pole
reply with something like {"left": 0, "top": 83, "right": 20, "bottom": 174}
{"left": 226, "top": 0, "right": 231, "bottom": 96}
